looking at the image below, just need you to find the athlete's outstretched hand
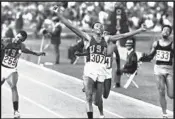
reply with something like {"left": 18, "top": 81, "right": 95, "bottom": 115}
{"left": 52, "top": 4, "right": 64, "bottom": 14}
{"left": 140, "top": 23, "right": 147, "bottom": 31}
{"left": 139, "top": 53, "right": 147, "bottom": 62}
{"left": 37, "top": 52, "right": 46, "bottom": 56}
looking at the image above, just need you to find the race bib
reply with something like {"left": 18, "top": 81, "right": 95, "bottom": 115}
{"left": 106, "top": 57, "right": 112, "bottom": 69}
{"left": 2, "top": 54, "right": 18, "bottom": 68}
{"left": 156, "top": 50, "right": 170, "bottom": 62}
{"left": 90, "top": 54, "right": 105, "bottom": 64}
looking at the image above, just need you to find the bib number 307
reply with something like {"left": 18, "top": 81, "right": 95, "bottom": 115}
{"left": 90, "top": 54, "right": 105, "bottom": 64}
{"left": 156, "top": 50, "right": 170, "bottom": 62}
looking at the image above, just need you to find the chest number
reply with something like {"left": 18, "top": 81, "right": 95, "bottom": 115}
{"left": 90, "top": 54, "right": 105, "bottom": 64}
{"left": 2, "top": 54, "right": 18, "bottom": 68}
{"left": 106, "top": 57, "right": 112, "bottom": 69}
{"left": 156, "top": 50, "right": 170, "bottom": 62}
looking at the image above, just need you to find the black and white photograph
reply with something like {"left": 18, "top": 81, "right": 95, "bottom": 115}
{"left": 1, "top": 1, "right": 174, "bottom": 118}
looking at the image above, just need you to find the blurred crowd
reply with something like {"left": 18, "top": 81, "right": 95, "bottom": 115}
{"left": 1, "top": 2, "right": 173, "bottom": 38}
{"left": 1, "top": 2, "right": 173, "bottom": 64}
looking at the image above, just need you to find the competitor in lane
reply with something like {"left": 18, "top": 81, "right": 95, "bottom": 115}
{"left": 52, "top": 6, "right": 146, "bottom": 119}
{"left": 77, "top": 31, "right": 121, "bottom": 98}
{"left": 78, "top": 31, "right": 121, "bottom": 98}
{"left": 139, "top": 25, "right": 173, "bottom": 118}
{"left": 1, "top": 31, "right": 46, "bottom": 118}
{"left": 103, "top": 31, "right": 121, "bottom": 99}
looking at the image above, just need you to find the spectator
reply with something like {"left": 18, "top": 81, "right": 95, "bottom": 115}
{"left": 2, "top": 18, "right": 14, "bottom": 38}
{"left": 121, "top": 39, "right": 138, "bottom": 74}
{"left": 15, "top": 8, "right": 23, "bottom": 34}
{"left": 35, "top": 11, "right": 45, "bottom": 38}
{"left": 106, "top": 2, "right": 130, "bottom": 47}
{"left": 50, "top": 16, "right": 62, "bottom": 64}
{"left": 115, "top": 39, "right": 138, "bottom": 87}
{"left": 68, "top": 38, "right": 84, "bottom": 64}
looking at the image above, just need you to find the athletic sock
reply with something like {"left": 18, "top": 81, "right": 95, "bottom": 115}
{"left": 87, "top": 112, "right": 93, "bottom": 119}
{"left": 13, "top": 101, "right": 18, "bottom": 111}
{"left": 116, "top": 83, "right": 120, "bottom": 87}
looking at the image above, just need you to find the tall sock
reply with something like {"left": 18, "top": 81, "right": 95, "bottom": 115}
{"left": 87, "top": 112, "right": 93, "bottom": 119}
{"left": 13, "top": 101, "right": 18, "bottom": 111}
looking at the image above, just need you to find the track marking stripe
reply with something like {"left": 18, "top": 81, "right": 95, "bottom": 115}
{"left": 20, "top": 74, "right": 124, "bottom": 118}
{"left": 19, "top": 59, "right": 173, "bottom": 115}
{"left": 2, "top": 86, "right": 65, "bottom": 118}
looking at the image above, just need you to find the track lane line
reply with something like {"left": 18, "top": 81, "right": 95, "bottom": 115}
{"left": 2, "top": 86, "right": 65, "bottom": 118}
{"left": 2, "top": 94, "right": 37, "bottom": 117}
{"left": 20, "top": 74, "right": 125, "bottom": 118}
{"left": 19, "top": 59, "right": 173, "bottom": 115}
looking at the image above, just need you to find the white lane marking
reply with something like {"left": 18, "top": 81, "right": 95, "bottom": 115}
{"left": 2, "top": 95, "right": 37, "bottom": 118}
{"left": 19, "top": 59, "right": 173, "bottom": 115}
{"left": 20, "top": 74, "right": 124, "bottom": 118}
{"left": 2, "top": 114, "right": 37, "bottom": 118}
{"left": 2, "top": 86, "right": 65, "bottom": 118}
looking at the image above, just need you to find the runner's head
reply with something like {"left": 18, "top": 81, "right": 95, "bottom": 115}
{"left": 14, "top": 30, "right": 27, "bottom": 43}
{"left": 125, "top": 39, "right": 134, "bottom": 50}
{"left": 92, "top": 22, "right": 104, "bottom": 36}
{"left": 161, "top": 25, "right": 172, "bottom": 39}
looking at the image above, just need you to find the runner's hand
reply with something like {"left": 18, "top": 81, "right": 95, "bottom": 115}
{"left": 37, "top": 52, "right": 46, "bottom": 56}
{"left": 140, "top": 23, "right": 147, "bottom": 31}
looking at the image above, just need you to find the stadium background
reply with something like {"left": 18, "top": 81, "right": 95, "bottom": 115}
{"left": 1, "top": 2, "right": 174, "bottom": 118}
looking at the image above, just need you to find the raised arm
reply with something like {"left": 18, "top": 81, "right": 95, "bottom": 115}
{"left": 139, "top": 41, "right": 157, "bottom": 62}
{"left": 172, "top": 43, "right": 174, "bottom": 65}
{"left": 21, "top": 43, "right": 45, "bottom": 56}
{"left": 109, "top": 24, "right": 147, "bottom": 42}
{"left": 53, "top": 6, "right": 91, "bottom": 41}
{"left": 114, "top": 46, "right": 120, "bottom": 70}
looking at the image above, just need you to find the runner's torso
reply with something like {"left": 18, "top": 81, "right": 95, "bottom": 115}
{"left": 105, "top": 42, "right": 116, "bottom": 69}
{"left": 1, "top": 39, "right": 22, "bottom": 69}
{"left": 86, "top": 36, "right": 107, "bottom": 66}
{"left": 155, "top": 40, "right": 173, "bottom": 66}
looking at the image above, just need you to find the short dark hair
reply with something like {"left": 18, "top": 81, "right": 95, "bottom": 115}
{"left": 125, "top": 39, "right": 134, "bottom": 47}
{"left": 18, "top": 30, "right": 27, "bottom": 40}
{"left": 162, "top": 25, "right": 172, "bottom": 34}
{"left": 91, "top": 22, "right": 102, "bottom": 29}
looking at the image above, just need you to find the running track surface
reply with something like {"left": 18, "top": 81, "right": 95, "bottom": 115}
{"left": 1, "top": 59, "right": 173, "bottom": 118}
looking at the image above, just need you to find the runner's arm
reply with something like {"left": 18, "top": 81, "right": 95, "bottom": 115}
{"left": 53, "top": 7, "right": 91, "bottom": 41}
{"left": 21, "top": 43, "right": 46, "bottom": 56}
{"left": 108, "top": 24, "right": 146, "bottom": 42}
{"left": 109, "top": 28, "right": 145, "bottom": 42}
{"left": 171, "top": 42, "right": 174, "bottom": 65}
{"left": 73, "top": 40, "right": 88, "bottom": 56}
{"left": 114, "top": 46, "right": 120, "bottom": 70}
{"left": 139, "top": 41, "right": 157, "bottom": 62}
